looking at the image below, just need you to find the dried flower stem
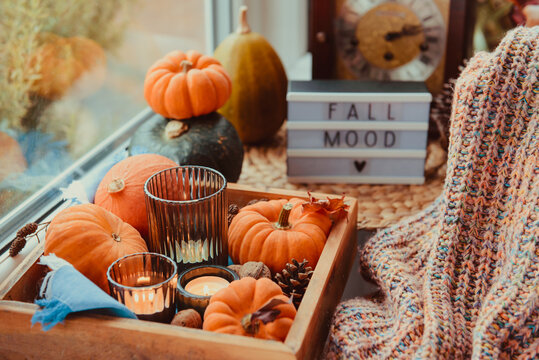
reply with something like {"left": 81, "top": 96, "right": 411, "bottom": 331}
{"left": 0, "top": 0, "right": 45, "bottom": 129}
{"left": 0, "top": 0, "right": 135, "bottom": 130}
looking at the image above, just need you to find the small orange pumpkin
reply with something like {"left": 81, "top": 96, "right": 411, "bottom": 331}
{"left": 94, "top": 154, "right": 178, "bottom": 239}
{"left": 228, "top": 198, "right": 333, "bottom": 274}
{"left": 31, "top": 34, "right": 106, "bottom": 100}
{"left": 144, "top": 50, "right": 232, "bottom": 120}
{"left": 0, "top": 131, "right": 27, "bottom": 182}
{"left": 44, "top": 203, "right": 148, "bottom": 293}
{"left": 203, "top": 277, "right": 296, "bottom": 341}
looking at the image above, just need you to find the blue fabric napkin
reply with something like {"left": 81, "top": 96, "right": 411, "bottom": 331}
{"left": 31, "top": 254, "right": 137, "bottom": 331}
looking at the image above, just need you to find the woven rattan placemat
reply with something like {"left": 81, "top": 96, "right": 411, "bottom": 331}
{"left": 236, "top": 125, "right": 445, "bottom": 230}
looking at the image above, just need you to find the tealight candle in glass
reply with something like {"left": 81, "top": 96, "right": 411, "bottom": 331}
{"left": 184, "top": 276, "right": 230, "bottom": 296}
{"left": 107, "top": 252, "right": 177, "bottom": 323}
{"left": 177, "top": 265, "right": 239, "bottom": 316}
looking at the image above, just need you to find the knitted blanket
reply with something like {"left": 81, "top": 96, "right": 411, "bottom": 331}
{"left": 327, "top": 27, "right": 538, "bottom": 359}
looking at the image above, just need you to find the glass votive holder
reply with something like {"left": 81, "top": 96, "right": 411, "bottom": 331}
{"left": 144, "top": 166, "right": 228, "bottom": 273}
{"left": 107, "top": 252, "right": 177, "bottom": 323}
{"left": 177, "top": 265, "right": 239, "bottom": 316}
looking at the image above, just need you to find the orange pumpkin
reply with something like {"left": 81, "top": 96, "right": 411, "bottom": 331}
{"left": 0, "top": 131, "right": 27, "bottom": 182}
{"left": 203, "top": 277, "right": 296, "bottom": 341}
{"left": 31, "top": 34, "right": 106, "bottom": 100}
{"left": 144, "top": 50, "right": 232, "bottom": 120}
{"left": 44, "top": 203, "right": 148, "bottom": 293}
{"left": 228, "top": 198, "right": 333, "bottom": 274}
{"left": 94, "top": 154, "right": 178, "bottom": 239}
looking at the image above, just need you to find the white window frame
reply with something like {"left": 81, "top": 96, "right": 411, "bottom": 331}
{"left": 206, "top": 0, "right": 311, "bottom": 79}
{"left": 0, "top": 0, "right": 310, "bottom": 277}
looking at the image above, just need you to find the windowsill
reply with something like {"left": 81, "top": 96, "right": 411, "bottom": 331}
{"left": 0, "top": 108, "right": 155, "bottom": 279}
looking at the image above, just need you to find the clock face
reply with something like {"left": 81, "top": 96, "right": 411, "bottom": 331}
{"left": 335, "top": 0, "right": 446, "bottom": 81}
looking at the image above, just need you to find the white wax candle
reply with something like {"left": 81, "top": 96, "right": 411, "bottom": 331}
{"left": 184, "top": 276, "right": 230, "bottom": 296}
{"left": 125, "top": 276, "right": 164, "bottom": 315}
{"left": 135, "top": 276, "right": 152, "bottom": 286}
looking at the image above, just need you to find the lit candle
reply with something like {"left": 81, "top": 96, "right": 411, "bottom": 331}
{"left": 124, "top": 276, "right": 164, "bottom": 315}
{"left": 184, "top": 276, "right": 230, "bottom": 296}
{"left": 177, "top": 265, "right": 239, "bottom": 315}
{"left": 107, "top": 253, "right": 178, "bottom": 323}
{"left": 135, "top": 276, "right": 152, "bottom": 286}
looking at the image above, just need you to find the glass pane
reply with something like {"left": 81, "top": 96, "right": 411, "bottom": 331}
{"left": 0, "top": 0, "right": 206, "bottom": 219}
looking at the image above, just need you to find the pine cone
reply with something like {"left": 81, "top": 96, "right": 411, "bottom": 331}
{"left": 246, "top": 198, "right": 269, "bottom": 206}
{"left": 429, "top": 61, "right": 467, "bottom": 150}
{"left": 430, "top": 83, "right": 454, "bottom": 149}
{"left": 16, "top": 222, "right": 38, "bottom": 238}
{"left": 228, "top": 204, "right": 239, "bottom": 215}
{"left": 9, "top": 237, "right": 27, "bottom": 257}
{"left": 274, "top": 259, "right": 313, "bottom": 309}
{"left": 228, "top": 204, "right": 239, "bottom": 225}
{"left": 228, "top": 200, "right": 270, "bottom": 225}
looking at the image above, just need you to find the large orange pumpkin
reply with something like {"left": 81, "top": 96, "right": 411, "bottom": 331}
{"left": 144, "top": 50, "right": 232, "bottom": 120}
{"left": 203, "top": 277, "right": 296, "bottom": 341}
{"left": 0, "top": 131, "right": 27, "bottom": 182}
{"left": 31, "top": 33, "right": 106, "bottom": 100}
{"left": 44, "top": 203, "right": 148, "bottom": 293}
{"left": 228, "top": 198, "right": 332, "bottom": 274}
{"left": 94, "top": 154, "right": 178, "bottom": 239}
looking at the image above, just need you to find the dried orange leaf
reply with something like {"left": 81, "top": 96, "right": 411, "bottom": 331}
{"left": 302, "top": 192, "right": 349, "bottom": 221}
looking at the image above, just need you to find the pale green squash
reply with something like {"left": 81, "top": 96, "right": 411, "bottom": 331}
{"left": 214, "top": 6, "right": 287, "bottom": 144}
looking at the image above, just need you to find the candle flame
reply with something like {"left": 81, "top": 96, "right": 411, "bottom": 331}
{"left": 136, "top": 276, "right": 152, "bottom": 286}
{"left": 203, "top": 285, "right": 211, "bottom": 296}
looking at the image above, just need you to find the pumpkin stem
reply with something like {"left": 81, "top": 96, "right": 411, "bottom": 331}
{"left": 237, "top": 6, "right": 251, "bottom": 34}
{"left": 274, "top": 203, "right": 293, "bottom": 230}
{"left": 181, "top": 60, "right": 193, "bottom": 73}
{"left": 108, "top": 178, "right": 125, "bottom": 193}
{"left": 111, "top": 233, "right": 121, "bottom": 242}
{"left": 164, "top": 120, "right": 189, "bottom": 139}
{"left": 241, "top": 313, "right": 259, "bottom": 335}
{"left": 241, "top": 297, "right": 290, "bottom": 335}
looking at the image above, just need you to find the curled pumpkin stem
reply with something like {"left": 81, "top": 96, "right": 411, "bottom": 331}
{"left": 107, "top": 178, "right": 125, "bottom": 193}
{"left": 237, "top": 6, "right": 251, "bottom": 34}
{"left": 241, "top": 297, "right": 291, "bottom": 335}
{"left": 274, "top": 203, "right": 293, "bottom": 230}
{"left": 181, "top": 60, "right": 193, "bottom": 73}
{"left": 164, "top": 120, "right": 189, "bottom": 139}
{"left": 111, "top": 233, "right": 121, "bottom": 242}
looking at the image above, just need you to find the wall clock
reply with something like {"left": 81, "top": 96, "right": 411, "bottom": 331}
{"left": 309, "top": 0, "right": 476, "bottom": 94}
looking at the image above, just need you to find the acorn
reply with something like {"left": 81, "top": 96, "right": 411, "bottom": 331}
{"left": 227, "top": 262, "right": 271, "bottom": 280}
{"left": 227, "top": 264, "right": 242, "bottom": 276}
{"left": 171, "top": 309, "right": 202, "bottom": 329}
{"left": 240, "top": 261, "right": 272, "bottom": 280}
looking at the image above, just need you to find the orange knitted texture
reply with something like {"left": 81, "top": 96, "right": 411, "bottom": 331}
{"left": 327, "top": 26, "right": 538, "bottom": 359}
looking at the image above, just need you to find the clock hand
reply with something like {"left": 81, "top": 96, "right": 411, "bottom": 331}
{"left": 385, "top": 24, "right": 423, "bottom": 41}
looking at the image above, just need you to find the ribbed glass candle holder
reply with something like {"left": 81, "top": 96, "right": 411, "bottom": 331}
{"left": 144, "top": 166, "right": 228, "bottom": 273}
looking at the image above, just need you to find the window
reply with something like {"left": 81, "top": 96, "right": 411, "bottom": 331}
{"left": 0, "top": 0, "right": 208, "bottom": 250}
{"left": 0, "top": 0, "right": 308, "bottom": 256}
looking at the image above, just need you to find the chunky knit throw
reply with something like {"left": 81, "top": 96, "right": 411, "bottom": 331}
{"left": 327, "top": 26, "right": 538, "bottom": 359}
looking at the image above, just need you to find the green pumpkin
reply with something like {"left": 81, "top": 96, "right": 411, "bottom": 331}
{"left": 128, "top": 112, "right": 244, "bottom": 182}
{"left": 214, "top": 6, "right": 287, "bottom": 144}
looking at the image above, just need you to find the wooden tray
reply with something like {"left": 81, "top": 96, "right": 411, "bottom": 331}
{"left": 0, "top": 183, "right": 358, "bottom": 360}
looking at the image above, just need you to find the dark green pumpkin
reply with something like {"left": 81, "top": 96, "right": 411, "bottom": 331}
{"left": 128, "top": 112, "right": 243, "bottom": 182}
